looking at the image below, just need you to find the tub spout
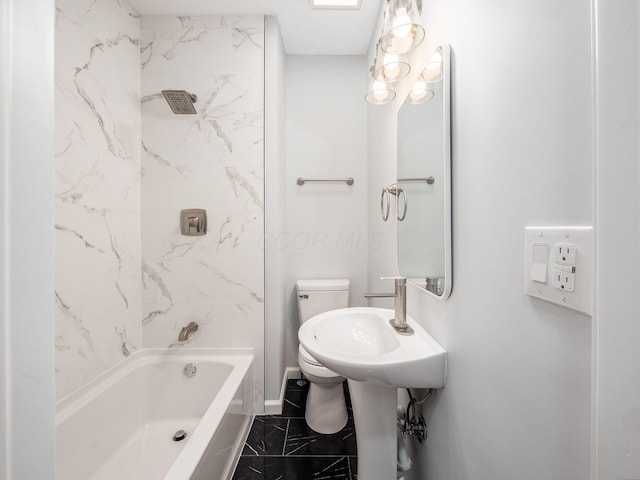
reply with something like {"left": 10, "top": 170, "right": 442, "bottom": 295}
{"left": 178, "top": 321, "right": 198, "bottom": 341}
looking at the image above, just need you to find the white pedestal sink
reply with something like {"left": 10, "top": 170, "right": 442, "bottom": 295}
{"left": 298, "top": 307, "right": 447, "bottom": 480}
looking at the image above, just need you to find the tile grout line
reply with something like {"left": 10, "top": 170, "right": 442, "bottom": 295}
{"left": 282, "top": 418, "right": 290, "bottom": 456}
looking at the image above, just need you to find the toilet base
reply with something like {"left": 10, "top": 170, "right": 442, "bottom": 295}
{"left": 305, "top": 382, "right": 348, "bottom": 434}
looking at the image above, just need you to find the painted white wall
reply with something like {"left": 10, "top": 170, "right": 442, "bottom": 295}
{"left": 0, "top": 0, "right": 55, "bottom": 477}
{"left": 283, "top": 56, "right": 369, "bottom": 370}
{"left": 264, "top": 16, "right": 288, "bottom": 403}
{"left": 368, "top": 0, "right": 593, "bottom": 478}
{"left": 594, "top": 1, "right": 640, "bottom": 478}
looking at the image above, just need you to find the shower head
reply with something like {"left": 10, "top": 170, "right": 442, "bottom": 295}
{"left": 161, "top": 90, "right": 198, "bottom": 114}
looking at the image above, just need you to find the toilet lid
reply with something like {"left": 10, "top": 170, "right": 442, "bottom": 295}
{"left": 298, "top": 345, "right": 323, "bottom": 367}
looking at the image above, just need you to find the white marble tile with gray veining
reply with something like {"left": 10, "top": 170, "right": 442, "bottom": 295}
{"left": 140, "top": 17, "right": 264, "bottom": 411}
{"left": 55, "top": 0, "right": 141, "bottom": 400}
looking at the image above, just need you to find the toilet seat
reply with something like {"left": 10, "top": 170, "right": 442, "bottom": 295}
{"left": 298, "top": 345, "right": 343, "bottom": 379}
{"left": 298, "top": 344, "right": 322, "bottom": 366}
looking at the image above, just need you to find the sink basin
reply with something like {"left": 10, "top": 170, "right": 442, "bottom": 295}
{"left": 298, "top": 307, "right": 447, "bottom": 388}
{"left": 299, "top": 307, "right": 447, "bottom": 480}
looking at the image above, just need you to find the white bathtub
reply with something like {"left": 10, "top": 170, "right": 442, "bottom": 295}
{"left": 56, "top": 349, "right": 254, "bottom": 480}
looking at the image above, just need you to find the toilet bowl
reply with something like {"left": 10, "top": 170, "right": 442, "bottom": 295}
{"left": 296, "top": 279, "right": 350, "bottom": 434}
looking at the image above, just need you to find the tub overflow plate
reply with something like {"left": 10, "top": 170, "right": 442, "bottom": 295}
{"left": 173, "top": 430, "right": 187, "bottom": 442}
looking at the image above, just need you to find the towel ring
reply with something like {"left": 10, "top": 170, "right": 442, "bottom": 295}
{"left": 397, "top": 186, "right": 408, "bottom": 221}
{"left": 381, "top": 187, "right": 391, "bottom": 221}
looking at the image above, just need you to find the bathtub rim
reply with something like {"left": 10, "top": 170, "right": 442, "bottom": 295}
{"left": 56, "top": 348, "right": 254, "bottom": 424}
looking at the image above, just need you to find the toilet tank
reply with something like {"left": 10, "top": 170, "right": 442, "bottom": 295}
{"left": 296, "top": 279, "right": 350, "bottom": 325}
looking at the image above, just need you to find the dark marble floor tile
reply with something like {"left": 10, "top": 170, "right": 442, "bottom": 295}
{"left": 286, "top": 378, "right": 308, "bottom": 390}
{"left": 233, "top": 380, "right": 358, "bottom": 480}
{"left": 343, "top": 382, "right": 354, "bottom": 418}
{"left": 264, "top": 456, "right": 353, "bottom": 480}
{"left": 281, "top": 383, "right": 308, "bottom": 418}
{"left": 242, "top": 416, "right": 289, "bottom": 456}
{"left": 233, "top": 456, "right": 265, "bottom": 480}
{"left": 343, "top": 382, "right": 352, "bottom": 407}
{"left": 349, "top": 456, "right": 357, "bottom": 478}
{"left": 284, "top": 418, "right": 357, "bottom": 457}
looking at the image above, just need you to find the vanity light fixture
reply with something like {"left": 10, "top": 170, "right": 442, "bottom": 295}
{"left": 366, "top": 0, "right": 425, "bottom": 105}
{"left": 406, "top": 47, "right": 443, "bottom": 105}
{"left": 424, "top": 47, "right": 444, "bottom": 83}
{"left": 372, "top": 42, "right": 411, "bottom": 83}
{"left": 405, "top": 73, "right": 434, "bottom": 105}
{"left": 365, "top": 76, "right": 397, "bottom": 105}
{"left": 379, "top": 0, "right": 424, "bottom": 54}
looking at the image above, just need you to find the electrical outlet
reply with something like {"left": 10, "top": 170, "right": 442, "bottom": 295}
{"left": 524, "top": 226, "right": 592, "bottom": 316}
{"left": 555, "top": 244, "right": 577, "bottom": 266}
{"left": 552, "top": 266, "right": 575, "bottom": 292}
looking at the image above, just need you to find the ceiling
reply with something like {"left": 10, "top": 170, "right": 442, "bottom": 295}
{"left": 129, "top": 0, "right": 382, "bottom": 55}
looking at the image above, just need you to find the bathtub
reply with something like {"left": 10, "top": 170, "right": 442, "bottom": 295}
{"left": 56, "top": 349, "right": 254, "bottom": 480}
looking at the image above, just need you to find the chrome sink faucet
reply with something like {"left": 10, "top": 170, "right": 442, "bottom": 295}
{"left": 178, "top": 321, "right": 198, "bottom": 341}
{"left": 364, "top": 277, "right": 413, "bottom": 335}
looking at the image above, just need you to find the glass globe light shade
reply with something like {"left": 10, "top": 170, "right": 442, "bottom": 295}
{"left": 372, "top": 49, "right": 411, "bottom": 83}
{"left": 406, "top": 75, "right": 434, "bottom": 105}
{"left": 365, "top": 78, "right": 396, "bottom": 105}
{"left": 380, "top": 0, "right": 425, "bottom": 54}
{"left": 424, "top": 48, "right": 444, "bottom": 83}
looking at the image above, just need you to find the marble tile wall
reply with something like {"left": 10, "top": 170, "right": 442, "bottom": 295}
{"left": 140, "top": 16, "right": 265, "bottom": 408}
{"left": 55, "top": 9, "right": 265, "bottom": 408}
{"left": 55, "top": 0, "right": 142, "bottom": 399}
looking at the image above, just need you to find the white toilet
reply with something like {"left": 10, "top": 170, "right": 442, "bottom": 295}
{"left": 296, "top": 278, "right": 350, "bottom": 434}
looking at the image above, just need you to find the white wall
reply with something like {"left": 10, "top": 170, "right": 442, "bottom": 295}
{"left": 55, "top": 0, "right": 142, "bottom": 400}
{"left": 594, "top": 1, "right": 640, "bottom": 478}
{"left": 283, "top": 56, "right": 369, "bottom": 370}
{"left": 0, "top": 0, "right": 55, "bottom": 476}
{"left": 368, "top": 0, "right": 593, "bottom": 478}
{"left": 264, "top": 17, "right": 288, "bottom": 403}
{"left": 140, "top": 15, "right": 265, "bottom": 412}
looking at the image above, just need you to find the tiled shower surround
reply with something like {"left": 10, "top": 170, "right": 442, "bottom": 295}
{"left": 55, "top": 3, "right": 265, "bottom": 406}
{"left": 140, "top": 16, "right": 265, "bottom": 408}
{"left": 140, "top": 15, "right": 264, "bottom": 361}
{"left": 55, "top": 0, "right": 142, "bottom": 399}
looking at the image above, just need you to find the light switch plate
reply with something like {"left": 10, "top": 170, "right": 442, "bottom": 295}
{"left": 524, "top": 226, "right": 593, "bottom": 316}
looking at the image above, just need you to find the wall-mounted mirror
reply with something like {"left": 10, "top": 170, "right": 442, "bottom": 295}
{"left": 397, "top": 44, "right": 451, "bottom": 298}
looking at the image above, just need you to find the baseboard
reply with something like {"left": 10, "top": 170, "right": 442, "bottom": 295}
{"left": 263, "top": 367, "right": 301, "bottom": 415}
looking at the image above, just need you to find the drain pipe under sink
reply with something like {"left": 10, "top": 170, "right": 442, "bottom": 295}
{"left": 397, "top": 405, "right": 412, "bottom": 478}
{"left": 397, "top": 425, "right": 412, "bottom": 478}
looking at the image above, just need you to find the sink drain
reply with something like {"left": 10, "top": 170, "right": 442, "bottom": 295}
{"left": 173, "top": 430, "right": 187, "bottom": 442}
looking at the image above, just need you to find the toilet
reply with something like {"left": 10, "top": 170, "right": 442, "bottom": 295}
{"left": 296, "top": 278, "right": 350, "bottom": 434}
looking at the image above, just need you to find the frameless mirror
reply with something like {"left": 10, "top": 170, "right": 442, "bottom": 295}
{"left": 397, "top": 44, "right": 451, "bottom": 298}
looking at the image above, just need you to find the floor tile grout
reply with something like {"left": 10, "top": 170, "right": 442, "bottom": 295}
{"left": 281, "top": 418, "right": 290, "bottom": 456}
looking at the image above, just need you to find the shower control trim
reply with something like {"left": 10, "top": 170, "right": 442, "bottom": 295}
{"left": 180, "top": 209, "right": 206, "bottom": 236}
